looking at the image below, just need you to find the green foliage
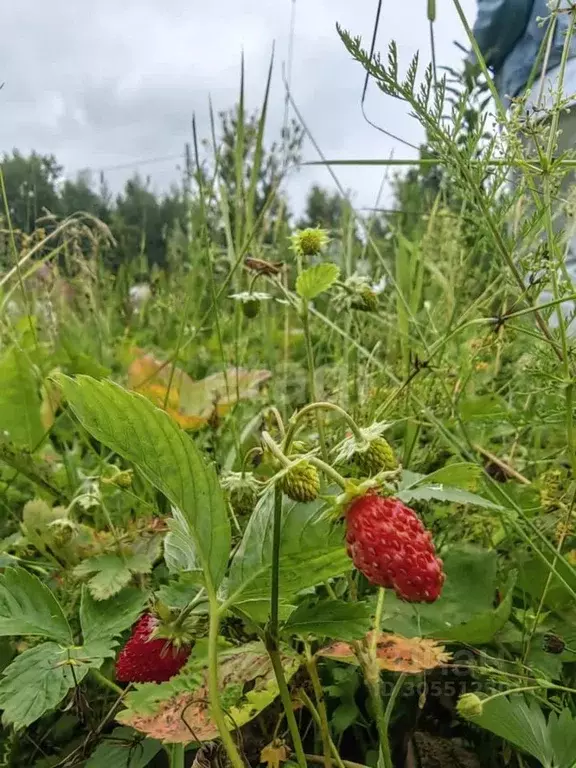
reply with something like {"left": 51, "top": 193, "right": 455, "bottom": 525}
{"left": 296, "top": 264, "right": 340, "bottom": 300}
{"left": 74, "top": 553, "right": 154, "bottom": 600}
{"left": 0, "top": 568, "right": 72, "bottom": 643}
{"left": 0, "top": 642, "right": 108, "bottom": 729}
{"left": 0, "top": 343, "right": 43, "bottom": 449}
{"left": 283, "top": 599, "right": 372, "bottom": 640}
{"left": 80, "top": 587, "right": 147, "bottom": 645}
{"left": 226, "top": 490, "right": 351, "bottom": 620}
{"left": 54, "top": 375, "right": 231, "bottom": 593}
{"left": 0, "top": 568, "right": 146, "bottom": 729}
{"left": 460, "top": 696, "right": 576, "bottom": 768}
{"left": 85, "top": 727, "right": 162, "bottom": 768}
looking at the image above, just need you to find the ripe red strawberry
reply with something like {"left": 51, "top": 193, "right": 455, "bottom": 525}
{"left": 345, "top": 495, "right": 445, "bottom": 602}
{"left": 115, "top": 613, "right": 191, "bottom": 683}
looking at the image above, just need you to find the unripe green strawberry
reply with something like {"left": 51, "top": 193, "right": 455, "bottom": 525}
{"left": 355, "top": 437, "right": 397, "bottom": 476}
{"left": 352, "top": 287, "right": 378, "bottom": 312}
{"left": 290, "top": 227, "right": 329, "bottom": 257}
{"left": 242, "top": 297, "right": 261, "bottom": 319}
{"left": 230, "top": 485, "right": 257, "bottom": 515}
{"left": 280, "top": 461, "right": 320, "bottom": 503}
{"left": 457, "top": 693, "right": 483, "bottom": 718}
{"left": 221, "top": 470, "right": 260, "bottom": 516}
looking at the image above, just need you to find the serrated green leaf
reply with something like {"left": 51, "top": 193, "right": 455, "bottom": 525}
{"left": 54, "top": 375, "right": 230, "bottom": 591}
{"left": 398, "top": 483, "right": 500, "bottom": 510}
{"left": 382, "top": 547, "right": 514, "bottom": 644}
{"left": 0, "top": 642, "right": 104, "bottom": 729}
{"left": 121, "top": 669, "right": 203, "bottom": 716}
{"left": 296, "top": 263, "right": 340, "bottom": 300}
{"left": 548, "top": 709, "right": 576, "bottom": 768}
{"left": 86, "top": 727, "right": 162, "bottom": 768}
{"left": 155, "top": 575, "right": 207, "bottom": 611}
{"left": 75, "top": 555, "right": 134, "bottom": 600}
{"left": 80, "top": 587, "right": 147, "bottom": 645}
{"left": 226, "top": 490, "right": 351, "bottom": 620}
{"left": 401, "top": 463, "right": 482, "bottom": 491}
{"left": 460, "top": 695, "right": 553, "bottom": 766}
{"left": 163, "top": 507, "right": 202, "bottom": 579}
{"left": 0, "top": 567, "right": 72, "bottom": 643}
{"left": 283, "top": 600, "right": 371, "bottom": 640}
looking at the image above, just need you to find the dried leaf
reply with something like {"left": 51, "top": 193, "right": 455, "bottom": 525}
{"left": 118, "top": 643, "right": 299, "bottom": 743}
{"left": 260, "top": 739, "right": 291, "bottom": 768}
{"left": 126, "top": 351, "right": 271, "bottom": 430}
{"left": 319, "top": 632, "right": 452, "bottom": 674}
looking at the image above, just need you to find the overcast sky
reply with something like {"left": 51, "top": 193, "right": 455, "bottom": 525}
{"left": 2, "top": 0, "right": 477, "bottom": 214}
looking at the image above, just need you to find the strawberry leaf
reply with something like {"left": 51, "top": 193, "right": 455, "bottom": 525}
{"left": 86, "top": 727, "right": 162, "bottom": 768}
{"left": 296, "top": 263, "right": 340, "bottom": 300}
{"left": 459, "top": 695, "right": 553, "bottom": 765}
{"left": 283, "top": 600, "right": 372, "bottom": 640}
{"left": 54, "top": 375, "right": 230, "bottom": 592}
{"left": 163, "top": 507, "right": 203, "bottom": 579}
{"left": 0, "top": 642, "right": 110, "bottom": 729}
{"left": 0, "top": 567, "right": 72, "bottom": 644}
{"left": 80, "top": 587, "right": 147, "bottom": 645}
{"left": 74, "top": 554, "right": 152, "bottom": 601}
{"left": 226, "top": 491, "right": 351, "bottom": 621}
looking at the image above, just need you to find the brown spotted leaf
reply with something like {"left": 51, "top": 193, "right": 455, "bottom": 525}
{"left": 117, "top": 642, "right": 300, "bottom": 743}
{"left": 319, "top": 632, "right": 452, "bottom": 674}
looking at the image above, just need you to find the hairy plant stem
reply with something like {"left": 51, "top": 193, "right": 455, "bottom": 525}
{"left": 262, "top": 429, "right": 349, "bottom": 491}
{"left": 305, "top": 644, "right": 332, "bottom": 768}
{"left": 90, "top": 668, "right": 124, "bottom": 697}
{"left": 266, "top": 641, "right": 308, "bottom": 768}
{"left": 365, "top": 671, "right": 393, "bottom": 768}
{"left": 264, "top": 484, "right": 307, "bottom": 768}
{"left": 167, "top": 743, "right": 185, "bottom": 768}
{"left": 295, "top": 247, "right": 329, "bottom": 463}
{"left": 283, "top": 401, "right": 366, "bottom": 452}
{"left": 207, "top": 605, "right": 245, "bottom": 768}
{"left": 371, "top": 589, "right": 386, "bottom": 650}
{"left": 270, "top": 484, "right": 283, "bottom": 634}
{"left": 300, "top": 689, "right": 347, "bottom": 768}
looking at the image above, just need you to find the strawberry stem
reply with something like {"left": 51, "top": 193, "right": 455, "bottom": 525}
{"left": 264, "top": 483, "right": 308, "bottom": 768}
{"left": 207, "top": 604, "right": 245, "bottom": 768}
{"left": 283, "top": 401, "right": 366, "bottom": 452}
{"left": 305, "top": 643, "right": 333, "bottom": 768}
{"left": 167, "top": 743, "right": 185, "bottom": 768}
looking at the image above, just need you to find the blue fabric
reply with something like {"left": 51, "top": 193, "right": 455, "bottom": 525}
{"left": 470, "top": 0, "right": 576, "bottom": 103}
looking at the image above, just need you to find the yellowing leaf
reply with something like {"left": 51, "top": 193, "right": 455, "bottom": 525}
{"left": 126, "top": 350, "right": 271, "bottom": 430}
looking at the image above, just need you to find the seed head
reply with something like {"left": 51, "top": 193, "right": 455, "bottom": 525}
{"left": 457, "top": 693, "right": 484, "bottom": 718}
{"left": 355, "top": 437, "right": 398, "bottom": 476}
{"left": 280, "top": 461, "right": 321, "bottom": 503}
{"left": 290, "top": 227, "right": 330, "bottom": 257}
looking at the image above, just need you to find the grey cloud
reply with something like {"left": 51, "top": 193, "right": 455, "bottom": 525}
{"left": 0, "top": 0, "right": 478, "bottom": 212}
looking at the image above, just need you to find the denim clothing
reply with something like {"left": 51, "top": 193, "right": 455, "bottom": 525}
{"left": 471, "top": 0, "right": 576, "bottom": 104}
